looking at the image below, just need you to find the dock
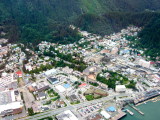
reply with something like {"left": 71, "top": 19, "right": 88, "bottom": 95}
{"left": 111, "top": 109, "right": 126, "bottom": 120}
{"left": 129, "top": 104, "right": 144, "bottom": 115}
{"left": 126, "top": 109, "right": 134, "bottom": 115}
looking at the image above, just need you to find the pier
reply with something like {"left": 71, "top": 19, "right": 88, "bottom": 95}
{"left": 129, "top": 104, "right": 144, "bottom": 115}
{"left": 126, "top": 109, "right": 134, "bottom": 115}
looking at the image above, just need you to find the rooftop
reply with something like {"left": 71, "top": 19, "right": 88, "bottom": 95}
{"left": 83, "top": 66, "right": 101, "bottom": 75}
{"left": 106, "top": 106, "right": 116, "bottom": 112}
{"left": 63, "top": 84, "right": 71, "bottom": 89}
{"left": 56, "top": 110, "right": 78, "bottom": 120}
{"left": 16, "top": 71, "right": 22, "bottom": 75}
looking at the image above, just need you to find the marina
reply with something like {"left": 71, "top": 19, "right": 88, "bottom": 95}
{"left": 122, "top": 100, "right": 160, "bottom": 120}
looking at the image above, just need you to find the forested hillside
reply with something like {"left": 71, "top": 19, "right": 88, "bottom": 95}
{"left": 75, "top": 12, "right": 160, "bottom": 35}
{"left": 0, "top": 0, "right": 160, "bottom": 49}
{"left": 138, "top": 17, "right": 160, "bottom": 60}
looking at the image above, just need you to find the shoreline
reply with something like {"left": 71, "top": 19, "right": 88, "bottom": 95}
{"left": 135, "top": 96, "right": 160, "bottom": 106}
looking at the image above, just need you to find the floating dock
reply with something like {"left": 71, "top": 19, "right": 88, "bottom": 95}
{"left": 126, "top": 109, "right": 134, "bottom": 115}
{"left": 129, "top": 104, "right": 144, "bottom": 115}
{"left": 112, "top": 109, "right": 127, "bottom": 120}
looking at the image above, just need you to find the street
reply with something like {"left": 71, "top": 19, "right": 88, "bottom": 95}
{"left": 18, "top": 93, "right": 129, "bottom": 120}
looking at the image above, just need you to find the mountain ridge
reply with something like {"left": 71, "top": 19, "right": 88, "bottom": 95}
{"left": 0, "top": 0, "right": 160, "bottom": 46}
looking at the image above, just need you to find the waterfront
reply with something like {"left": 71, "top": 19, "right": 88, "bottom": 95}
{"left": 121, "top": 101, "right": 160, "bottom": 120}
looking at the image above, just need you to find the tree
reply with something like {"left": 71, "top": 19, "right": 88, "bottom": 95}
{"left": 28, "top": 108, "right": 34, "bottom": 116}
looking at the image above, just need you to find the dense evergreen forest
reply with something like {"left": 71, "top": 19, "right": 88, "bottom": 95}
{"left": 138, "top": 17, "right": 160, "bottom": 60}
{"left": 0, "top": 0, "right": 160, "bottom": 59}
{"left": 75, "top": 12, "right": 160, "bottom": 35}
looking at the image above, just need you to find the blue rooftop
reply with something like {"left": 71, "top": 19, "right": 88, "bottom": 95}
{"left": 106, "top": 106, "right": 116, "bottom": 112}
{"left": 63, "top": 84, "right": 71, "bottom": 88}
{"left": 123, "top": 49, "right": 130, "bottom": 53}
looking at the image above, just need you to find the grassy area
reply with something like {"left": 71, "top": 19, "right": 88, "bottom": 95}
{"left": 51, "top": 95, "right": 60, "bottom": 101}
{"left": 70, "top": 101, "right": 80, "bottom": 105}
{"left": 43, "top": 100, "right": 52, "bottom": 105}
{"left": 47, "top": 89, "right": 58, "bottom": 97}
{"left": 38, "top": 116, "right": 53, "bottom": 120}
{"left": 85, "top": 95, "right": 94, "bottom": 101}
{"left": 81, "top": 0, "right": 103, "bottom": 14}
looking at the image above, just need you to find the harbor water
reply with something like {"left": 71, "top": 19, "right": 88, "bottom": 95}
{"left": 121, "top": 101, "right": 160, "bottom": 120}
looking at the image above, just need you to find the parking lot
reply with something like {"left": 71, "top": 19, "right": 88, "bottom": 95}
{"left": 77, "top": 103, "right": 102, "bottom": 117}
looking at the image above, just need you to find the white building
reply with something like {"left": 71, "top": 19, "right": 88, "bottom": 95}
{"left": 100, "top": 110, "right": 111, "bottom": 119}
{"left": 0, "top": 102, "right": 23, "bottom": 116}
{"left": 56, "top": 110, "right": 79, "bottom": 120}
{"left": 45, "top": 69, "right": 57, "bottom": 76}
{"left": 56, "top": 85, "right": 66, "bottom": 93}
{"left": 115, "top": 85, "right": 126, "bottom": 93}
{"left": 25, "top": 64, "right": 32, "bottom": 71}
{"left": 0, "top": 90, "right": 23, "bottom": 116}
{"left": 0, "top": 73, "right": 17, "bottom": 91}
{"left": 139, "top": 59, "right": 151, "bottom": 68}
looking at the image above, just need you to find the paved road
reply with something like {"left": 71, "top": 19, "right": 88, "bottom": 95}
{"left": 18, "top": 93, "right": 129, "bottom": 120}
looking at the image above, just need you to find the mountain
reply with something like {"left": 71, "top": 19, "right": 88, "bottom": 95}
{"left": 0, "top": 0, "right": 160, "bottom": 45}
{"left": 80, "top": 0, "right": 160, "bottom": 14}
{"left": 1, "top": 0, "right": 160, "bottom": 22}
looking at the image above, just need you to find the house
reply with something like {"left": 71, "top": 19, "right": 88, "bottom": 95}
{"left": 111, "top": 47, "right": 119, "bottom": 54}
{"left": 55, "top": 100, "right": 65, "bottom": 108}
{"left": 83, "top": 66, "right": 102, "bottom": 83}
{"left": 69, "top": 94, "right": 78, "bottom": 102}
{"left": 15, "top": 71, "right": 22, "bottom": 78}
{"left": 79, "top": 83, "right": 87, "bottom": 88}
{"left": 25, "top": 64, "right": 32, "bottom": 71}
{"left": 0, "top": 46, "right": 9, "bottom": 57}
{"left": 100, "top": 49, "right": 111, "bottom": 54}
{"left": 36, "top": 82, "right": 50, "bottom": 92}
